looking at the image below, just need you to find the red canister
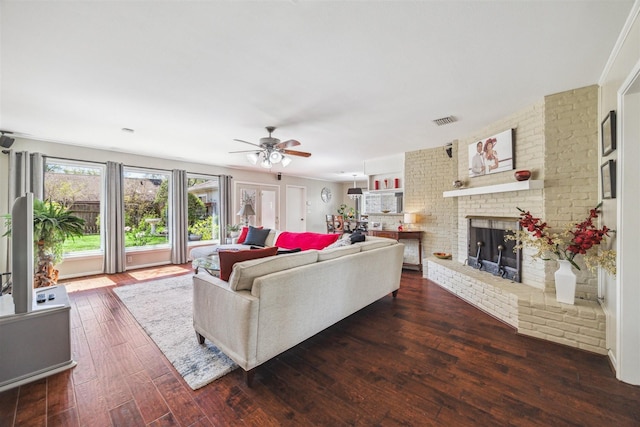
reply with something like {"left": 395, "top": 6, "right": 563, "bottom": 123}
{"left": 394, "top": 178, "right": 400, "bottom": 188}
{"left": 374, "top": 180, "right": 380, "bottom": 190}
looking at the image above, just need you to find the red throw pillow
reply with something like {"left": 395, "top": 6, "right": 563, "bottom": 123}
{"left": 218, "top": 247, "right": 278, "bottom": 281}
{"left": 237, "top": 226, "right": 262, "bottom": 244}
{"left": 275, "top": 232, "right": 340, "bottom": 251}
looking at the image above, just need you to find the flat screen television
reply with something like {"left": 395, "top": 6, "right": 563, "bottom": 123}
{"left": 10, "top": 193, "right": 34, "bottom": 314}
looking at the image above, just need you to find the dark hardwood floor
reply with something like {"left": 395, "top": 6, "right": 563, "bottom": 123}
{"left": 1, "top": 266, "right": 639, "bottom": 426}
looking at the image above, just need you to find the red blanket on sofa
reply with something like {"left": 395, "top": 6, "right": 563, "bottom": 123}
{"left": 275, "top": 232, "right": 340, "bottom": 251}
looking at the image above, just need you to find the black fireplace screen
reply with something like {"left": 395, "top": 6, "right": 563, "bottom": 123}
{"left": 467, "top": 217, "right": 521, "bottom": 282}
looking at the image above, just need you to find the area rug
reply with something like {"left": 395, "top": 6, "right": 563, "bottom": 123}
{"left": 113, "top": 275, "right": 237, "bottom": 389}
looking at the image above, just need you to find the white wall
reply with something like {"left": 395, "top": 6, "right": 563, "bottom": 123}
{"left": 599, "top": 0, "right": 640, "bottom": 385}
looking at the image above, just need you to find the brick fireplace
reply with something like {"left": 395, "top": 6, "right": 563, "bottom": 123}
{"left": 405, "top": 85, "right": 607, "bottom": 354}
{"left": 466, "top": 216, "right": 521, "bottom": 283}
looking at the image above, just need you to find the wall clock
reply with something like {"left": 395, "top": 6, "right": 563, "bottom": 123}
{"left": 321, "top": 187, "right": 332, "bottom": 203}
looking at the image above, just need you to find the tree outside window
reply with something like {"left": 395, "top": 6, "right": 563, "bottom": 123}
{"left": 44, "top": 160, "right": 104, "bottom": 254}
{"left": 123, "top": 169, "right": 170, "bottom": 248}
{"left": 186, "top": 175, "right": 220, "bottom": 242}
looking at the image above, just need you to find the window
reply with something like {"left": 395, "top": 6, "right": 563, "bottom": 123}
{"left": 44, "top": 159, "right": 105, "bottom": 255}
{"left": 123, "top": 168, "right": 170, "bottom": 249}
{"left": 187, "top": 174, "right": 220, "bottom": 243}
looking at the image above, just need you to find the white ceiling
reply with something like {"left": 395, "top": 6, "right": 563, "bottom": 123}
{"left": 0, "top": 1, "right": 633, "bottom": 182}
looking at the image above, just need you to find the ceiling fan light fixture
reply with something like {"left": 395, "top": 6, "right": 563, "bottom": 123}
{"left": 233, "top": 126, "right": 310, "bottom": 168}
{"left": 246, "top": 152, "right": 259, "bottom": 165}
{"left": 260, "top": 157, "right": 272, "bottom": 168}
{"left": 269, "top": 150, "right": 283, "bottom": 163}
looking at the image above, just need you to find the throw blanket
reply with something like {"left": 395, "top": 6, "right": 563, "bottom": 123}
{"left": 275, "top": 231, "right": 340, "bottom": 250}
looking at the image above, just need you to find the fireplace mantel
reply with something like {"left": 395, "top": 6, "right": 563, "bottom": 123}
{"left": 442, "top": 179, "right": 544, "bottom": 198}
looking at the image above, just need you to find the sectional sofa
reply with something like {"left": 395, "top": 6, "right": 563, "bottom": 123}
{"left": 192, "top": 234, "right": 404, "bottom": 385}
{"left": 188, "top": 228, "right": 341, "bottom": 260}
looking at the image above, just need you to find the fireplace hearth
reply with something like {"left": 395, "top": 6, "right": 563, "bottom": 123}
{"left": 466, "top": 216, "right": 521, "bottom": 282}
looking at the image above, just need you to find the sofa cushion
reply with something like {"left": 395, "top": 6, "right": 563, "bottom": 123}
{"left": 229, "top": 250, "right": 319, "bottom": 291}
{"left": 218, "top": 246, "right": 278, "bottom": 281}
{"left": 275, "top": 231, "right": 340, "bottom": 250}
{"left": 264, "top": 229, "right": 277, "bottom": 247}
{"left": 317, "top": 244, "right": 361, "bottom": 261}
{"left": 357, "top": 237, "right": 396, "bottom": 251}
{"left": 244, "top": 226, "right": 271, "bottom": 247}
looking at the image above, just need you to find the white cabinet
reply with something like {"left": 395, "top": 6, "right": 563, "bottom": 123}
{"left": 0, "top": 285, "right": 76, "bottom": 391}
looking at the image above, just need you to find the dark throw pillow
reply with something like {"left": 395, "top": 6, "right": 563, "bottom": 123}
{"left": 237, "top": 226, "right": 263, "bottom": 244}
{"left": 218, "top": 246, "right": 278, "bottom": 281}
{"left": 350, "top": 232, "right": 366, "bottom": 244}
{"left": 276, "top": 247, "right": 302, "bottom": 255}
{"left": 243, "top": 226, "right": 271, "bottom": 247}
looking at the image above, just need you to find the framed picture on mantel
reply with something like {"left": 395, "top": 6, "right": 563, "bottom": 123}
{"left": 468, "top": 128, "right": 514, "bottom": 178}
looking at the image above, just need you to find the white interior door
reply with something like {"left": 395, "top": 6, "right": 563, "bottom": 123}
{"left": 286, "top": 186, "right": 306, "bottom": 232}
{"left": 260, "top": 188, "right": 277, "bottom": 229}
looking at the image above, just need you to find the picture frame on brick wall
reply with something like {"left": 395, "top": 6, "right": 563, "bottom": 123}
{"left": 468, "top": 128, "right": 514, "bottom": 178}
{"left": 601, "top": 110, "right": 616, "bottom": 156}
{"left": 601, "top": 159, "right": 616, "bottom": 199}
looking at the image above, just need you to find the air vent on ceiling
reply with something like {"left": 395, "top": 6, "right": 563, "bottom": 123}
{"left": 433, "top": 116, "right": 457, "bottom": 126}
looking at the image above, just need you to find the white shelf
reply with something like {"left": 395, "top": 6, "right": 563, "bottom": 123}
{"left": 365, "top": 212, "right": 403, "bottom": 216}
{"left": 364, "top": 188, "right": 404, "bottom": 194}
{"left": 442, "top": 180, "right": 544, "bottom": 198}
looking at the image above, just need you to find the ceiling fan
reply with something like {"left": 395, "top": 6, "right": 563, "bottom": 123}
{"left": 230, "top": 126, "right": 311, "bottom": 168}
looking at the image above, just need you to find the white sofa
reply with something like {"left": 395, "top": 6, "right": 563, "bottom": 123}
{"left": 192, "top": 236, "right": 404, "bottom": 385}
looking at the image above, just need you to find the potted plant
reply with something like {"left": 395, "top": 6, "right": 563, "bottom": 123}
{"left": 226, "top": 223, "right": 241, "bottom": 238}
{"left": 4, "top": 199, "right": 85, "bottom": 287}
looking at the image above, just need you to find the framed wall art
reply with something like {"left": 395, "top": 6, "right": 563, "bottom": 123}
{"left": 601, "top": 159, "right": 616, "bottom": 199}
{"left": 468, "top": 128, "right": 514, "bottom": 178}
{"left": 601, "top": 110, "right": 616, "bottom": 156}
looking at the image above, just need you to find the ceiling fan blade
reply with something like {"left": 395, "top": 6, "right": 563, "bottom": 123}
{"left": 276, "top": 139, "right": 301, "bottom": 149}
{"left": 229, "top": 149, "right": 263, "bottom": 154}
{"left": 233, "top": 139, "right": 262, "bottom": 148}
{"left": 282, "top": 149, "right": 311, "bottom": 158}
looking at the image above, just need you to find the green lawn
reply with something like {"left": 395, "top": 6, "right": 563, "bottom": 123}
{"left": 62, "top": 234, "right": 169, "bottom": 252}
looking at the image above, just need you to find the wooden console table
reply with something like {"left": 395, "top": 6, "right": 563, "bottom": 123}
{"left": 368, "top": 230, "right": 423, "bottom": 271}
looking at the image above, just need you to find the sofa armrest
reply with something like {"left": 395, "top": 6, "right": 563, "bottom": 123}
{"left": 192, "top": 273, "right": 259, "bottom": 370}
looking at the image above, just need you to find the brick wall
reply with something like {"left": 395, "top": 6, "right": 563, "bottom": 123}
{"left": 544, "top": 85, "right": 600, "bottom": 299}
{"left": 405, "top": 85, "right": 599, "bottom": 299}
{"left": 404, "top": 142, "right": 458, "bottom": 259}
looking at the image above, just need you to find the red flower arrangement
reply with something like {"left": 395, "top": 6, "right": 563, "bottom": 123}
{"left": 507, "top": 203, "right": 616, "bottom": 275}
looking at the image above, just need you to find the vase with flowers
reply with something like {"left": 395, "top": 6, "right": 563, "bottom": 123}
{"left": 506, "top": 203, "right": 616, "bottom": 304}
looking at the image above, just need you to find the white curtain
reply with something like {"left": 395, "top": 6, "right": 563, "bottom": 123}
{"left": 219, "top": 175, "right": 233, "bottom": 239}
{"left": 103, "top": 161, "right": 125, "bottom": 274}
{"left": 170, "top": 169, "right": 188, "bottom": 264}
{"left": 7, "top": 150, "right": 44, "bottom": 202}
{"left": 6, "top": 150, "right": 44, "bottom": 270}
